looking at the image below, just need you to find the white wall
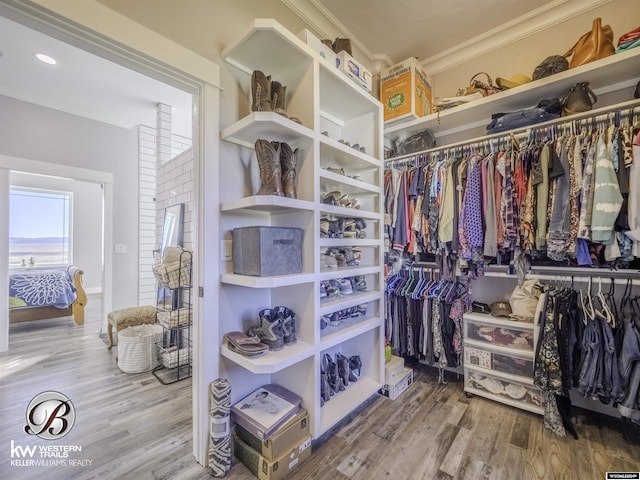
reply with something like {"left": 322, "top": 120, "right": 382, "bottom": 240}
{"left": 9, "top": 172, "right": 103, "bottom": 292}
{"left": 0, "top": 94, "right": 139, "bottom": 310}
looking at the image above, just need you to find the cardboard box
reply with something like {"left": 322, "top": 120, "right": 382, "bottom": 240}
{"left": 235, "top": 408, "right": 309, "bottom": 461}
{"left": 297, "top": 29, "right": 337, "bottom": 68}
{"left": 336, "top": 51, "right": 372, "bottom": 92}
{"left": 234, "top": 434, "right": 312, "bottom": 480}
{"left": 379, "top": 367, "right": 414, "bottom": 400}
{"left": 384, "top": 355, "right": 405, "bottom": 384}
{"left": 232, "top": 227, "right": 303, "bottom": 277}
{"left": 381, "top": 57, "right": 433, "bottom": 124}
{"left": 231, "top": 384, "right": 302, "bottom": 441}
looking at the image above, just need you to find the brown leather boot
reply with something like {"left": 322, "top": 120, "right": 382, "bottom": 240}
{"left": 278, "top": 142, "right": 298, "bottom": 199}
{"left": 251, "top": 71, "right": 272, "bottom": 111}
{"left": 332, "top": 38, "right": 352, "bottom": 55}
{"left": 255, "top": 139, "right": 283, "bottom": 196}
{"left": 271, "top": 80, "right": 286, "bottom": 111}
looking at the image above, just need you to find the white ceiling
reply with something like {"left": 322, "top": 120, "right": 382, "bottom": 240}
{"left": 0, "top": 15, "right": 193, "bottom": 138}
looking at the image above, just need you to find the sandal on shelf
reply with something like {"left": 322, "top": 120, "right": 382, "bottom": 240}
{"left": 225, "top": 331, "right": 268, "bottom": 357}
{"left": 326, "top": 166, "right": 345, "bottom": 176}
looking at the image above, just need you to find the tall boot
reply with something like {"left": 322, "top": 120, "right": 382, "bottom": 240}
{"left": 278, "top": 142, "right": 298, "bottom": 199}
{"left": 271, "top": 80, "right": 287, "bottom": 113}
{"left": 255, "top": 139, "right": 283, "bottom": 196}
{"left": 251, "top": 70, "right": 272, "bottom": 112}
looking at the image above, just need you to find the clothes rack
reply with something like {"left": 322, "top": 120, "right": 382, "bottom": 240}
{"left": 386, "top": 98, "right": 640, "bottom": 164}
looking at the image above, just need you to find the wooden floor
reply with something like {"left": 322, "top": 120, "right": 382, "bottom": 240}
{"left": 1, "top": 296, "right": 639, "bottom": 480}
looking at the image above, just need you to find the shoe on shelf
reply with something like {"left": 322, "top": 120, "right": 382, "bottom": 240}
{"left": 353, "top": 275, "right": 367, "bottom": 291}
{"left": 320, "top": 253, "right": 338, "bottom": 269}
{"left": 326, "top": 166, "right": 345, "bottom": 176}
{"left": 329, "top": 312, "right": 342, "bottom": 327}
{"left": 247, "top": 308, "right": 284, "bottom": 351}
{"left": 320, "top": 281, "right": 327, "bottom": 299}
{"left": 338, "top": 278, "right": 354, "bottom": 295}
{"left": 336, "top": 353, "right": 352, "bottom": 387}
{"left": 349, "top": 355, "right": 363, "bottom": 378}
{"left": 324, "top": 353, "right": 344, "bottom": 393}
{"left": 320, "top": 315, "right": 329, "bottom": 330}
{"left": 274, "top": 306, "right": 297, "bottom": 346}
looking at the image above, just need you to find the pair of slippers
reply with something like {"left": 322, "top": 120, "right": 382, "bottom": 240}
{"left": 225, "top": 331, "right": 268, "bottom": 357}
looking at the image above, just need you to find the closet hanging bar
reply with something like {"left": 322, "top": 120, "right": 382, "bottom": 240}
{"left": 386, "top": 98, "right": 640, "bottom": 164}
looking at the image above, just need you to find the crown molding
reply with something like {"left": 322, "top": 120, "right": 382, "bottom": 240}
{"left": 282, "top": 0, "right": 613, "bottom": 75}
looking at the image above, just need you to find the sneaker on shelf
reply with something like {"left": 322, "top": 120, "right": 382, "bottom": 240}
{"left": 329, "top": 312, "right": 342, "bottom": 327}
{"left": 320, "top": 281, "right": 327, "bottom": 299}
{"left": 338, "top": 278, "right": 354, "bottom": 295}
{"left": 320, "top": 253, "right": 338, "bottom": 269}
{"left": 274, "top": 306, "right": 297, "bottom": 346}
{"left": 320, "top": 315, "right": 329, "bottom": 330}
{"left": 247, "top": 308, "right": 284, "bottom": 351}
{"left": 353, "top": 275, "right": 367, "bottom": 291}
{"left": 326, "top": 166, "right": 345, "bottom": 176}
{"left": 325, "top": 279, "right": 341, "bottom": 298}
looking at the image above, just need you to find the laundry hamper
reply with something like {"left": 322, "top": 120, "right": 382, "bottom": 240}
{"left": 117, "top": 324, "right": 164, "bottom": 373}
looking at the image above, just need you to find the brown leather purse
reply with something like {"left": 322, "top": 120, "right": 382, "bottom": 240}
{"left": 456, "top": 72, "right": 503, "bottom": 97}
{"left": 564, "top": 17, "right": 615, "bottom": 68}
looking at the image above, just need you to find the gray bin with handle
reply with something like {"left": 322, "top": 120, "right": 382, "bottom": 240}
{"left": 232, "top": 226, "right": 303, "bottom": 276}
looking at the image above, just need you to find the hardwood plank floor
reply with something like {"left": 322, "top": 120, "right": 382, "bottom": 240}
{"left": 1, "top": 296, "right": 639, "bottom": 479}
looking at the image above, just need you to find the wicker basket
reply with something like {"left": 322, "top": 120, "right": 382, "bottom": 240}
{"left": 117, "top": 324, "right": 163, "bottom": 373}
{"left": 157, "top": 308, "right": 192, "bottom": 328}
{"left": 158, "top": 346, "right": 192, "bottom": 369}
{"left": 153, "top": 251, "right": 192, "bottom": 289}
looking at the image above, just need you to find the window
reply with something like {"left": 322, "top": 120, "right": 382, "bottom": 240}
{"left": 9, "top": 188, "right": 72, "bottom": 268}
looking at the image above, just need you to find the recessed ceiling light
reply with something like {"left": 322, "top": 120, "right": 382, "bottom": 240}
{"left": 34, "top": 52, "right": 56, "bottom": 65}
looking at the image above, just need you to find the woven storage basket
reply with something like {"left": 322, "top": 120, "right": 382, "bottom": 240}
{"left": 153, "top": 251, "right": 192, "bottom": 289}
{"left": 117, "top": 324, "right": 163, "bottom": 373}
{"left": 157, "top": 308, "right": 192, "bottom": 328}
{"left": 159, "top": 346, "right": 192, "bottom": 369}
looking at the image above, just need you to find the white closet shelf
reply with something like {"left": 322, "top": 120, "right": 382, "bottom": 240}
{"left": 319, "top": 204, "right": 381, "bottom": 220}
{"left": 221, "top": 112, "right": 315, "bottom": 149}
{"left": 320, "top": 291, "right": 381, "bottom": 315}
{"left": 319, "top": 170, "right": 380, "bottom": 195}
{"left": 319, "top": 136, "right": 381, "bottom": 170}
{"left": 318, "top": 62, "right": 381, "bottom": 119}
{"left": 384, "top": 47, "right": 640, "bottom": 144}
{"left": 221, "top": 272, "right": 316, "bottom": 288}
{"left": 320, "top": 316, "right": 383, "bottom": 350}
{"left": 220, "top": 340, "right": 314, "bottom": 374}
{"left": 318, "top": 265, "right": 380, "bottom": 281}
{"left": 319, "top": 377, "right": 381, "bottom": 434}
{"left": 221, "top": 18, "right": 315, "bottom": 76}
{"left": 319, "top": 238, "right": 380, "bottom": 248}
{"left": 221, "top": 195, "right": 316, "bottom": 214}
{"left": 463, "top": 311, "right": 538, "bottom": 330}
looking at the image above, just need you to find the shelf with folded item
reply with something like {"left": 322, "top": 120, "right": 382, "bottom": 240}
{"left": 221, "top": 112, "right": 315, "bottom": 149}
{"left": 220, "top": 340, "right": 315, "bottom": 374}
{"left": 384, "top": 46, "right": 640, "bottom": 149}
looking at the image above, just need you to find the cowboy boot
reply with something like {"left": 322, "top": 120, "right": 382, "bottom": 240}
{"left": 255, "top": 139, "right": 283, "bottom": 196}
{"left": 332, "top": 38, "right": 352, "bottom": 55}
{"left": 251, "top": 70, "right": 272, "bottom": 111}
{"left": 271, "top": 80, "right": 287, "bottom": 114}
{"left": 278, "top": 142, "right": 298, "bottom": 199}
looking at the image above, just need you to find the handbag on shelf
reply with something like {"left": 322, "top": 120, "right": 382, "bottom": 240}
{"left": 509, "top": 279, "right": 543, "bottom": 320}
{"left": 457, "top": 72, "right": 503, "bottom": 97}
{"left": 561, "top": 82, "right": 597, "bottom": 115}
{"left": 532, "top": 55, "right": 569, "bottom": 80}
{"left": 563, "top": 17, "right": 615, "bottom": 68}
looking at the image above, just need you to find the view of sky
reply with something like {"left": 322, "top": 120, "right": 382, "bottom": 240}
{"left": 10, "top": 189, "right": 70, "bottom": 239}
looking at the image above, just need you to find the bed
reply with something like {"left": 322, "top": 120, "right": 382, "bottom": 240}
{"left": 8, "top": 265, "right": 87, "bottom": 325}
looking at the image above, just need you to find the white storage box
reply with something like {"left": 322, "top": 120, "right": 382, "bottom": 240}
{"left": 298, "top": 29, "right": 336, "bottom": 68}
{"left": 379, "top": 367, "right": 413, "bottom": 400}
{"left": 117, "top": 324, "right": 163, "bottom": 373}
{"left": 385, "top": 355, "right": 405, "bottom": 384}
{"left": 336, "top": 51, "right": 372, "bottom": 92}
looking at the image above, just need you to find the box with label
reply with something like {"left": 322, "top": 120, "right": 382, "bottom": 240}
{"left": 234, "top": 434, "right": 312, "bottom": 480}
{"left": 232, "top": 227, "right": 303, "bottom": 277}
{"left": 231, "top": 384, "right": 302, "bottom": 441}
{"left": 235, "top": 408, "right": 309, "bottom": 461}
{"left": 336, "top": 51, "right": 372, "bottom": 92}
{"left": 384, "top": 355, "right": 405, "bottom": 384}
{"left": 381, "top": 57, "right": 433, "bottom": 125}
{"left": 378, "top": 367, "right": 414, "bottom": 400}
{"left": 298, "top": 29, "right": 337, "bottom": 68}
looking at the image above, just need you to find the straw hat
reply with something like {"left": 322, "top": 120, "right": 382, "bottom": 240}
{"left": 496, "top": 73, "right": 532, "bottom": 90}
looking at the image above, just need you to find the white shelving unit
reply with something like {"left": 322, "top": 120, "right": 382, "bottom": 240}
{"left": 219, "top": 18, "right": 385, "bottom": 439}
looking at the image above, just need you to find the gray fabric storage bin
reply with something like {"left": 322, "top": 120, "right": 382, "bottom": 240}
{"left": 232, "top": 226, "right": 303, "bottom": 276}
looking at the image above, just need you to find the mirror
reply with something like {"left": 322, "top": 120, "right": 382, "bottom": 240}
{"left": 160, "top": 203, "right": 184, "bottom": 258}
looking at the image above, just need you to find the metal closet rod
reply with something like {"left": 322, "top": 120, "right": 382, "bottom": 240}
{"left": 386, "top": 98, "right": 640, "bottom": 165}
{"left": 484, "top": 265, "right": 640, "bottom": 285}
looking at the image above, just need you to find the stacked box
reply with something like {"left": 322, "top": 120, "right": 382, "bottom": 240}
{"left": 384, "top": 355, "right": 405, "bottom": 384}
{"left": 379, "top": 367, "right": 414, "bottom": 400}
{"left": 234, "top": 408, "right": 309, "bottom": 461}
{"left": 233, "top": 434, "right": 312, "bottom": 480}
{"left": 336, "top": 51, "right": 373, "bottom": 92}
{"left": 297, "top": 29, "right": 337, "bottom": 68}
{"left": 381, "top": 57, "right": 433, "bottom": 125}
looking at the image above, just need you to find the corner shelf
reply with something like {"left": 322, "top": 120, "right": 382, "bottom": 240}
{"left": 221, "top": 111, "right": 315, "bottom": 149}
{"left": 220, "top": 195, "right": 316, "bottom": 214}
{"left": 220, "top": 341, "right": 314, "bottom": 374}
{"left": 221, "top": 272, "right": 316, "bottom": 288}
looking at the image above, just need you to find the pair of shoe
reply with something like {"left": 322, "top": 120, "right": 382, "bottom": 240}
{"left": 320, "top": 217, "right": 345, "bottom": 238}
{"left": 337, "top": 139, "right": 366, "bottom": 154}
{"left": 246, "top": 306, "right": 296, "bottom": 351}
{"left": 321, "top": 37, "right": 352, "bottom": 56}
{"left": 255, "top": 139, "right": 298, "bottom": 198}
{"left": 320, "top": 353, "right": 362, "bottom": 406}
{"left": 251, "top": 70, "right": 301, "bottom": 124}
{"left": 324, "top": 246, "right": 357, "bottom": 268}
{"left": 320, "top": 304, "right": 367, "bottom": 329}
{"left": 321, "top": 191, "right": 361, "bottom": 210}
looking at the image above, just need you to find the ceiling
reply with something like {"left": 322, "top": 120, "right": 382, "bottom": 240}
{"left": 0, "top": 15, "right": 193, "bottom": 138}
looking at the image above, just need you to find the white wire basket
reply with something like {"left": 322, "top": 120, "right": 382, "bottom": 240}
{"left": 158, "top": 346, "right": 192, "bottom": 369}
